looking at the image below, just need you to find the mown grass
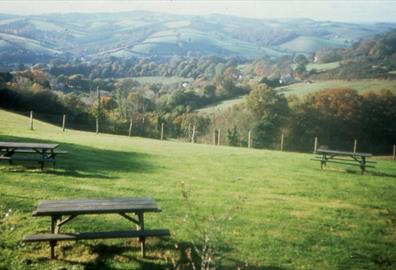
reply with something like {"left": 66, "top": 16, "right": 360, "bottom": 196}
{"left": 0, "top": 109, "right": 395, "bottom": 269}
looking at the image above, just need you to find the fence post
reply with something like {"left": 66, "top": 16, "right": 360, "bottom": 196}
{"left": 353, "top": 139, "right": 357, "bottom": 153}
{"left": 128, "top": 118, "right": 133, "bottom": 137}
{"left": 248, "top": 130, "right": 251, "bottom": 148}
{"left": 160, "top": 123, "right": 164, "bottom": 141}
{"left": 213, "top": 130, "right": 216, "bottom": 145}
{"left": 280, "top": 133, "right": 284, "bottom": 152}
{"left": 191, "top": 125, "right": 196, "bottom": 143}
{"left": 96, "top": 118, "right": 99, "bottom": 134}
{"left": 217, "top": 128, "right": 221, "bottom": 146}
{"left": 29, "top": 111, "right": 34, "bottom": 130}
{"left": 314, "top": 136, "right": 318, "bottom": 153}
{"left": 188, "top": 123, "right": 191, "bottom": 141}
{"left": 393, "top": 144, "right": 395, "bottom": 161}
{"left": 62, "top": 114, "right": 66, "bottom": 132}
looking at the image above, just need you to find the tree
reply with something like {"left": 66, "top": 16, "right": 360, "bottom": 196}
{"left": 246, "top": 84, "right": 289, "bottom": 148}
{"left": 246, "top": 84, "right": 289, "bottom": 124}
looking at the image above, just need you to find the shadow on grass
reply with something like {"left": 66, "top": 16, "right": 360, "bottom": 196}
{"left": 0, "top": 135, "right": 157, "bottom": 179}
{"left": 317, "top": 166, "right": 396, "bottom": 179}
{"left": 54, "top": 239, "right": 282, "bottom": 270}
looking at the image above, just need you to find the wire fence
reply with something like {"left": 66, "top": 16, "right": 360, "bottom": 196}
{"left": 2, "top": 109, "right": 396, "bottom": 158}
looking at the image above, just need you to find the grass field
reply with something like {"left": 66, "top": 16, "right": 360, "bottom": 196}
{"left": 197, "top": 96, "right": 247, "bottom": 114}
{"left": 0, "top": 109, "right": 395, "bottom": 270}
{"left": 198, "top": 79, "right": 396, "bottom": 114}
{"left": 133, "top": 76, "right": 193, "bottom": 85}
{"left": 306, "top": 62, "right": 340, "bottom": 72}
{"left": 276, "top": 79, "right": 396, "bottom": 96}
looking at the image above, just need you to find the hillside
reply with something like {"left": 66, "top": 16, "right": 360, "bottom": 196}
{"left": 0, "top": 12, "right": 394, "bottom": 62}
{"left": 197, "top": 79, "right": 396, "bottom": 114}
{"left": 0, "top": 109, "right": 395, "bottom": 269}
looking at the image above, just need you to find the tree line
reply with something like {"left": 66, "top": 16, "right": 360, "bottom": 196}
{"left": 1, "top": 71, "right": 395, "bottom": 154}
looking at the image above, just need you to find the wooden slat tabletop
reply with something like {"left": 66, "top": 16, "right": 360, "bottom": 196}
{"left": 0, "top": 142, "right": 59, "bottom": 149}
{"left": 316, "top": 149, "right": 372, "bottom": 157}
{"left": 33, "top": 197, "right": 161, "bottom": 216}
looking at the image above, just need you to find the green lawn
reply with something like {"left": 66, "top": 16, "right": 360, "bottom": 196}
{"left": 0, "top": 109, "right": 395, "bottom": 269}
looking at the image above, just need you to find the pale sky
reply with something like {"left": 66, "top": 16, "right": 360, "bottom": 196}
{"left": 0, "top": 0, "right": 396, "bottom": 22}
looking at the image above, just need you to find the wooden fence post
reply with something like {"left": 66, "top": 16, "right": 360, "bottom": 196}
{"left": 29, "top": 111, "right": 34, "bottom": 130}
{"left": 248, "top": 130, "right": 251, "bottom": 148}
{"left": 217, "top": 128, "right": 221, "bottom": 146}
{"left": 353, "top": 139, "right": 357, "bottom": 153}
{"left": 393, "top": 144, "right": 395, "bottom": 161}
{"left": 62, "top": 114, "right": 66, "bottom": 132}
{"left": 213, "top": 130, "right": 216, "bottom": 145}
{"left": 128, "top": 118, "right": 133, "bottom": 137}
{"left": 314, "top": 136, "right": 318, "bottom": 153}
{"left": 191, "top": 125, "right": 196, "bottom": 143}
{"left": 280, "top": 133, "right": 284, "bottom": 152}
{"left": 96, "top": 118, "right": 99, "bottom": 134}
{"left": 188, "top": 123, "right": 191, "bottom": 141}
{"left": 160, "top": 123, "right": 164, "bottom": 141}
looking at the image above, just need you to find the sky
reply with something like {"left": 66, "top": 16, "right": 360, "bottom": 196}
{"left": 0, "top": 0, "right": 396, "bottom": 22}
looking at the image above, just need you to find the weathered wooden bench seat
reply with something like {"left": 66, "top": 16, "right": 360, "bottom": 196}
{"left": 311, "top": 158, "right": 375, "bottom": 168}
{"left": 0, "top": 149, "right": 68, "bottom": 154}
{"left": 24, "top": 229, "right": 170, "bottom": 242}
{"left": 0, "top": 156, "right": 55, "bottom": 162}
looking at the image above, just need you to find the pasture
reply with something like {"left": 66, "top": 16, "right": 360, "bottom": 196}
{"left": 0, "top": 109, "right": 395, "bottom": 269}
{"left": 198, "top": 79, "right": 396, "bottom": 114}
{"left": 276, "top": 79, "right": 396, "bottom": 96}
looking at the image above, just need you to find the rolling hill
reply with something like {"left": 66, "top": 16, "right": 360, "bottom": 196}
{"left": 0, "top": 12, "right": 394, "bottom": 62}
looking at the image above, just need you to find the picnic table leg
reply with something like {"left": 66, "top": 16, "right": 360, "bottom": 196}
{"left": 137, "top": 213, "right": 145, "bottom": 257}
{"left": 320, "top": 154, "right": 327, "bottom": 169}
{"left": 360, "top": 157, "right": 366, "bottom": 174}
{"left": 50, "top": 149, "right": 56, "bottom": 167}
{"left": 50, "top": 215, "right": 61, "bottom": 259}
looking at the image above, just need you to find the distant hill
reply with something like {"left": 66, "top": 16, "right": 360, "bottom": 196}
{"left": 0, "top": 11, "right": 394, "bottom": 63}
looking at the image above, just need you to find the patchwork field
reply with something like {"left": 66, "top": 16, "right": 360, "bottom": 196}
{"left": 0, "top": 109, "right": 395, "bottom": 269}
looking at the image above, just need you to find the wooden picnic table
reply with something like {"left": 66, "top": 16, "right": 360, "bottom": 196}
{"left": 24, "top": 197, "right": 170, "bottom": 259}
{"left": 314, "top": 148, "right": 375, "bottom": 173}
{"left": 0, "top": 141, "right": 65, "bottom": 169}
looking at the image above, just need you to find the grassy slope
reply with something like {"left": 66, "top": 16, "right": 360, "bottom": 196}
{"left": 197, "top": 96, "right": 246, "bottom": 114}
{"left": 0, "top": 109, "right": 395, "bottom": 269}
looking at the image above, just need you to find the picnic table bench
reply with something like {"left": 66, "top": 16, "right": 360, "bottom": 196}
{"left": 23, "top": 197, "right": 170, "bottom": 259}
{"left": 0, "top": 142, "right": 68, "bottom": 169}
{"left": 312, "top": 148, "right": 375, "bottom": 173}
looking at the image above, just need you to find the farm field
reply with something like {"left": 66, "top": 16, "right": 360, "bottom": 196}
{"left": 133, "top": 76, "right": 193, "bottom": 85}
{"left": 0, "top": 109, "right": 395, "bottom": 269}
{"left": 198, "top": 79, "right": 396, "bottom": 114}
{"left": 276, "top": 79, "right": 396, "bottom": 96}
{"left": 197, "top": 96, "right": 246, "bottom": 114}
